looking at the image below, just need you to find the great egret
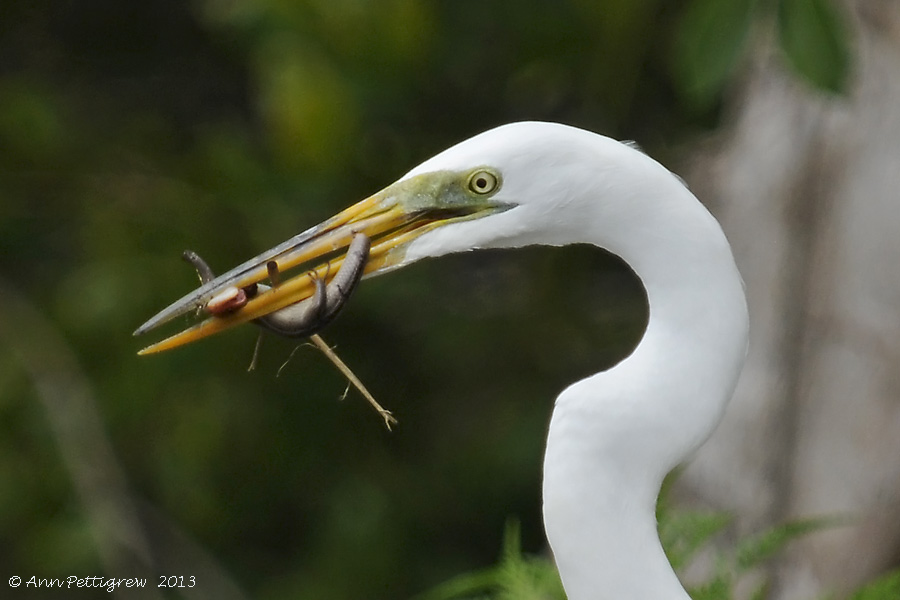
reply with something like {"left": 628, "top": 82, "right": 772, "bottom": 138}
{"left": 136, "top": 121, "right": 749, "bottom": 600}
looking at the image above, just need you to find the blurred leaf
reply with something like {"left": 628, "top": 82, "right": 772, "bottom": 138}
{"left": 778, "top": 0, "right": 851, "bottom": 93}
{"left": 660, "top": 509, "right": 732, "bottom": 571}
{"left": 494, "top": 521, "right": 565, "bottom": 600}
{"left": 419, "top": 568, "right": 499, "bottom": 600}
{"left": 848, "top": 570, "right": 900, "bottom": 600}
{"left": 735, "top": 516, "right": 837, "bottom": 571}
{"left": 672, "top": 0, "right": 757, "bottom": 109}
{"left": 689, "top": 570, "right": 733, "bottom": 600}
{"left": 254, "top": 39, "right": 360, "bottom": 173}
{"left": 748, "top": 579, "right": 770, "bottom": 600}
{"left": 418, "top": 520, "right": 564, "bottom": 600}
{"left": 0, "top": 81, "right": 67, "bottom": 162}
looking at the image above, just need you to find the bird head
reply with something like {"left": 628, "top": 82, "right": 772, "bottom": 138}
{"left": 134, "top": 121, "right": 651, "bottom": 353}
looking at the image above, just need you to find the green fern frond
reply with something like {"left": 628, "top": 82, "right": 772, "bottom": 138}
{"left": 419, "top": 507, "right": 887, "bottom": 600}
{"left": 688, "top": 570, "right": 733, "bottom": 600}
{"left": 417, "top": 519, "right": 565, "bottom": 600}
{"left": 735, "top": 517, "right": 843, "bottom": 571}
{"left": 747, "top": 579, "right": 770, "bottom": 600}
{"left": 848, "top": 570, "right": 900, "bottom": 600}
{"left": 494, "top": 520, "right": 565, "bottom": 600}
{"left": 416, "top": 567, "right": 500, "bottom": 600}
{"left": 660, "top": 510, "right": 733, "bottom": 571}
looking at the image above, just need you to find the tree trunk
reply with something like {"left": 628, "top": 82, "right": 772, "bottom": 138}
{"left": 682, "top": 1, "right": 900, "bottom": 597}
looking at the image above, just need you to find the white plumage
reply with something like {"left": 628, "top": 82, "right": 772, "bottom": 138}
{"left": 397, "top": 123, "right": 749, "bottom": 599}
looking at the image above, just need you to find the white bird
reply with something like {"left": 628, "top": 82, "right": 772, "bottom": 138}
{"left": 136, "top": 122, "right": 750, "bottom": 600}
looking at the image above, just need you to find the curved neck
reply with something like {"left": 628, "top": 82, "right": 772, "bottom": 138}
{"left": 542, "top": 178, "right": 749, "bottom": 600}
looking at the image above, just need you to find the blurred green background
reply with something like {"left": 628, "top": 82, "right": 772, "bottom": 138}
{"left": 0, "top": 0, "right": 850, "bottom": 598}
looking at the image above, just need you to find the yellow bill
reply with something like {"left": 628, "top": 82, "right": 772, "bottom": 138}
{"left": 134, "top": 167, "right": 511, "bottom": 354}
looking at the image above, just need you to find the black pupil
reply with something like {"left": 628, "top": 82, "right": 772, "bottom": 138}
{"left": 475, "top": 177, "right": 487, "bottom": 189}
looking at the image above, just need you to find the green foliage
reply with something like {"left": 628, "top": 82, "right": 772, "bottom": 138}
{"left": 778, "top": 0, "right": 852, "bottom": 93}
{"left": 849, "top": 570, "right": 900, "bottom": 600}
{"left": 656, "top": 473, "right": 840, "bottom": 600}
{"left": 678, "top": 515, "right": 837, "bottom": 600}
{"left": 671, "top": 0, "right": 852, "bottom": 108}
{"left": 418, "top": 521, "right": 565, "bottom": 600}
{"left": 734, "top": 517, "right": 841, "bottom": 571}
{"left": 659, "top": 509, "right": 733, "bottom": 571}
{"left": 421, "top": 497, "right": 891, "bottom": 600}
{"left": 672, "top": 0, "right": 757, "bottom": 109}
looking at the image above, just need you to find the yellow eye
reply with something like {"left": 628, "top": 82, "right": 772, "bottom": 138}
{"left": 468, "top": 169, "right": 499, "bottom": 195}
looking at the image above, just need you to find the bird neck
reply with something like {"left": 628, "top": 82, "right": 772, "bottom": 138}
{"left": 542, "top": 179, "right": 749, "bottom": 600}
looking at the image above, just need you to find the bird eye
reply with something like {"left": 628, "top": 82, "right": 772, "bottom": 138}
{"left": 467, "top": 170, "right": 499, "bottom": 195}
